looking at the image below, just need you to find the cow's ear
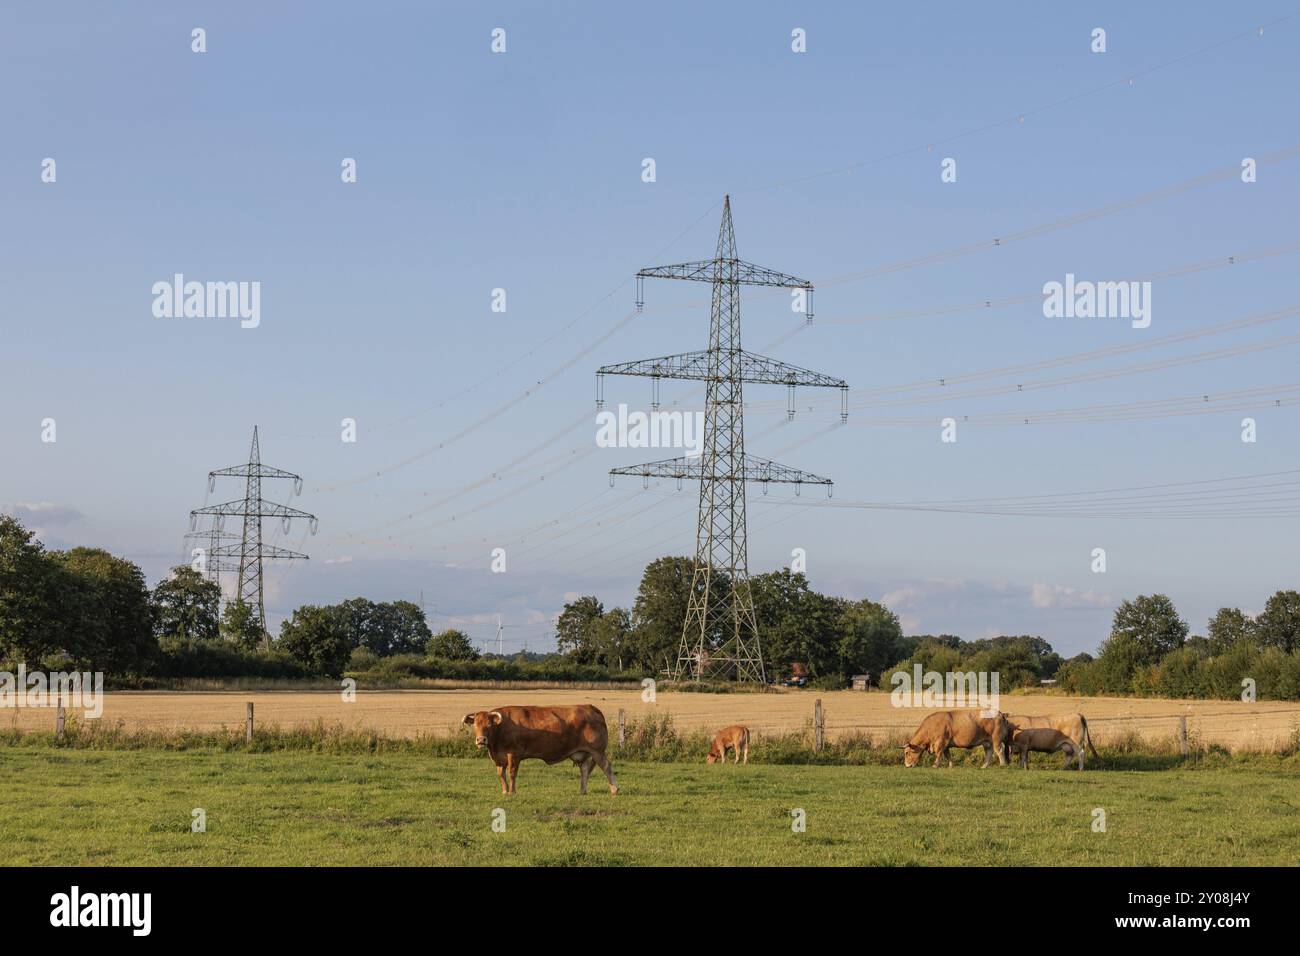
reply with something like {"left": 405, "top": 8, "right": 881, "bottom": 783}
{"left": 461, "top": 713, "right": 477, "bottom": 726}
{"left": 489, "top": 711, "right": 503, "bottom": 725}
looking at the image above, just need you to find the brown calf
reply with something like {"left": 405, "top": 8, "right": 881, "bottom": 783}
{"left": 706, "top": 725, "right": 750, "bottom": 764}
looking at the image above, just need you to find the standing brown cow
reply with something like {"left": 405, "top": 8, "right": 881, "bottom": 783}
{"left": 462, "top": 705, "right": 618, "bottom": 795}
{"left": 706, "top": 725, "right": 750, "bottom": 764}
{"left": 902, "top": 710, "right": 1009, "bottom": 768}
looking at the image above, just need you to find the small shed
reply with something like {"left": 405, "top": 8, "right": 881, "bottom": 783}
{"left": 850, "top": 674, "right": 871, "bottom": 691}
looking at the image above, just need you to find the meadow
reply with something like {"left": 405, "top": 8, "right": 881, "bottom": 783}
{"left": 1, "top": 746, "right": 1297, "bottom": 866}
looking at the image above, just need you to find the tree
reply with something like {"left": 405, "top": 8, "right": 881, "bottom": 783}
{"left": 1089, "top": 631, "right": 1150, "bottom": 694}
{"left": 836, "top": 598, "right": 903, "bottom": 680}
{"left": 278, "top": 605, "right": 352, "bottom": 678}
{"left": 0, "top": 515, "right": 64, "bottom": 665}
{"left": 151, "top": 566, "right": 221, "bottom": 641}
{"left": 52, "top": 547, "right": 154, "bottom": 672}
{"left": 555, "top": 596, "right": 604, "bottom": 663}
{"left": 220, "top": 599, "right": 264, "bottom": 649}
{"left": 335, "top": 598, "right": 432, "bottom": 656}
{"left": 589, "top": 608, "right": 633, "bottom": 671}
{"left": 1109, "top": 594, "right": 1187, "bottom": 666}
{"left": 750, "top": 569, "right": 842, "bottom": 678}
{"left": 630, "top": 556, "right": 698, "bottom": 672}
{"left": 428, "top": 628, "right": 478, "bottom": 660}
{"left": 1207, "top": 607, "right": 1255, "bottom": 654}
{"left": 1254, "top": 590, "right": 1300, "bottom": 653}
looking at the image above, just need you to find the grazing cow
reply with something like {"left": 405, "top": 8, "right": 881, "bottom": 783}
{"left": 1008, "top": 726, "right": 1081, "bottom": 770}
{"left": 462, "top": 705, "right": 618, "bottom": 795}
{"left": 706, "top": 725, "right": 750, "bottom": 765}
{"left": 903, "top": 710, "right": 1010, "bottom": 768}
{"left": 1006, "top": 713, "right": 1098, "bottom": 769}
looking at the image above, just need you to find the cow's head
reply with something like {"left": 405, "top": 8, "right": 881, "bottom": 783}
{"left": 902, "top": 744, "right": 924, "bottom": 767}
{"left": 991, "top": 712, "right": 1012, "bottom": 764}
{"left": 706, "top": 747, "right": 720, "bottom": 764}
{"left": 462, "top": 710, "right": 503, "bottom": 748}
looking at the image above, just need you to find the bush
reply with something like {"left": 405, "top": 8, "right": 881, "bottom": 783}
{"left": 346, "top": 654, "right": 647, "bottom": 684}
{"left": 148, "top": 637, "right": 306, "bottom": 680}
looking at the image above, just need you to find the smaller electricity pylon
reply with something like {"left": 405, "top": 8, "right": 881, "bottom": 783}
{"left": 190, "top": 427, "right": 316, "bottom": 645}
{"left": 182, "top": 527, "right": 242, "bottom": 584}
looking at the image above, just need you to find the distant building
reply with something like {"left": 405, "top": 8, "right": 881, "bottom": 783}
{"left": 851, "top": 674, "right": 870, "bottom": 691}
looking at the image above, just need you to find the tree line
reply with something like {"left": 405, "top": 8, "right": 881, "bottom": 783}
{"left": 0, "top": 515, "right": 477, "bottom": 680}
{"left": 4, "top": 514, "right": 1300, "bottom": 697}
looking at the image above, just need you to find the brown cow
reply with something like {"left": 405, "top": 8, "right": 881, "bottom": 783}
{"left": 1006, "top": 713, "right": 1098, "bottom": 769}
{"left": 462, "top": 705, "right": 618, "bottom": 795}
{"left": 1008, "top": 726, "right": 1081, "bottom": 770}
{"left": 902, "top": 710, "right": 1009, "bottom": 768}
{"left": 706, "top": 725, "right": 750, "bottom": 765}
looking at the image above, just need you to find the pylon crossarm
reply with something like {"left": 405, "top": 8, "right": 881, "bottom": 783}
{"left": 210, "top": 544, "right": 309, "bottom": 560}
{"left": 638, "top": 258, "right": 811, "bottom": 289}
{"left": 209, "top": 464, "right": 301, "bottom": 480}
{"left": 737, "top": 351, "right": 844, "bottom": 387}
{"left": 191, "top": 499, "right": 316, "bottom": 520}
{"left": 610, "top": 453, "right": 831, "bottom": 486}
{"left": 598, "top": 351, "right": 713, "bottom": 380}
{"left": 599, "top": 349, "right": 845, "bottom": 388}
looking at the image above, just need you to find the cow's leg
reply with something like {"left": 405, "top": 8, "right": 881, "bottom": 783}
{"left": 506, "top": 754, "right": 519, "bottom": 794}
{"left": 495, "top": 762, "right": 508, "bottom": 794}
{"left": 981, "top": 742, "right": 992, "bottom": 769}
{"left": 742, "top": 740, "right": 749, "bottom": 765}
{"left": 593, "top": 751, "right": 619, "bottom": 794}
{"left": 579, "top": 754, "right": 595, "bottom": 794}
{"left": 1068, "top": 743, "right": 1082, "bottom": 771}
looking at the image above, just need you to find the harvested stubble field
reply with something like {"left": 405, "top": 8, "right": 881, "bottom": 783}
{"left": 8, "top": 687, "right": 1300, "bottom": 751}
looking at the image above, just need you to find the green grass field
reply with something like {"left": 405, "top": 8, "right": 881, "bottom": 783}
{"left": 2, "top": 747, "right": 1297, "bottom": 865}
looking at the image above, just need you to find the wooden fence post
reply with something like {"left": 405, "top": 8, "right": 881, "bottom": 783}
{"left": 618, "top": 708, "right": 626, "bottom": 746}
{"left": 814, "top": 699, "right": 824, "bottom": 753}
{"left": 246, "top": 702, "right": 254, "bottom": 743}
{"left": 55, "top": 703, "right": 66, "bottom": 740}
{"left": 1178, "top": 716, "right": 1188, "bottom": 758}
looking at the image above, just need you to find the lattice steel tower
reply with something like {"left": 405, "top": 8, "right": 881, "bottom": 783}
{"left": 190, "top": 427, "right": 317, "bottom": 644}
{"left": 597, "top": 197, "right": 848, "bottom": 682}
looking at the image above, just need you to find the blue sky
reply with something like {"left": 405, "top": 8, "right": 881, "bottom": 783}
{"left": 3, "top": 2, "right": 1299, "bottom": 655}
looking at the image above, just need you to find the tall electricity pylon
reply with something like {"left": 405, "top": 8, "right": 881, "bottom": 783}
{"left": 190, "top": 427, "right": 317, "bottom": 644}
{"left": 597, "top": 197, "right": 848, "bottom": 682}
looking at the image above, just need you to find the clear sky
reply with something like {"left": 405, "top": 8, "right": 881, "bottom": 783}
{"left": 3, "top": 2, "right": 1299, "bottom": 656}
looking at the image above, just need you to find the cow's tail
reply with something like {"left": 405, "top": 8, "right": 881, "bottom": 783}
{"left": 1081, "top": 716, "right": 1100, "bottom": 758}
